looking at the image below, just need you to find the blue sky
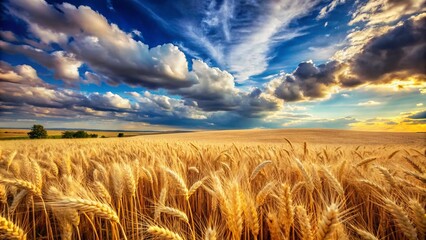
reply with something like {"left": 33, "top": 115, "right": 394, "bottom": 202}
{"left": 0, "top": 0, "right": 425, "bottom": 131}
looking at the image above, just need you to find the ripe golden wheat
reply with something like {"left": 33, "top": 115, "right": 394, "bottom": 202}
{"left": 0, "top": 137, "right": 424, "bottom": 239}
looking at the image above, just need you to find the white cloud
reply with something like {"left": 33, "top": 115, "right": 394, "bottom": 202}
{"left": 89, "top": 92, "right": 132, "bottom": 110}
{"left": 357, "top": 100, "right": 382, "bottom": 106}
{"left": 0, "top": 41, "right": 83, "bottom": 84}
{"left": 6, "top": 0, "right": 192, "bottom": 89}
{"left": 0, "top": 61, "right": 46, "bottom": 86}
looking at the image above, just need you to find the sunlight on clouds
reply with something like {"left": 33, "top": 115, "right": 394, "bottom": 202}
{"left": 350, "top": 110, "right": 426, "bottom": 132}
{"left": 349, "top": 0, "right": 425, "bottom": 26}
{"left": 364, "top": 78, "right": 426, "bottom": 92}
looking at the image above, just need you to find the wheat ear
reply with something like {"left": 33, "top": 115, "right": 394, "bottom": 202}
{"left": 266, "top": 212, "right": 282, "bottom": 240}
{"left": 356, "top": 157, "right": 377, "bottom": 167}
{"left": 147, "top": 225, "right": 184, "bottom": 240}
{"left": 204, "top": 226, "right": 217, "bottom": 240}
{"left": 250, "top": 160, "right": 272, "bottom": 181}
{"left": 352, "top": 226, "right": 379, "bottom": 240}
{"left": 321, "top": 167, "right": 344, "bottom": 197}
{"left": 278, "top": 183, "right": 294, "bottom": 238}
{"left": 408, "top": 199, "right": 426, "bottom": 240}
{"left": 256, "top": 181, "right": 276, "bottom": 206}
{"left": 158, "top": 206, "right": 189, "bottom": 223}
{"left": 316, "top": 203, "right": 339, "bottom": 240}
{"left": 0, "top": 178, "right": 41, "bottom": 197}
{"left": 296, "top": 205, "right": 313, "bottom": 240}
{"left": 163, "top": 167, "right": 189, "bottom": 197}
{"left": 294, "top": 158, "right": 314, "bottom": 193}
{"left": 48, "top": 197, "right": 119, "bottom": 223}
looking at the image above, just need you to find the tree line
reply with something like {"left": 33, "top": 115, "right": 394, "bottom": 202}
{"left": 27, "top": 125, "right": 124, "bottom": 139}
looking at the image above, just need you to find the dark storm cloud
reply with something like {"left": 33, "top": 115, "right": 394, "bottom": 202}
{"left": 272, "top": 61, "right": 343, "bottom": 101}
{"left": 351, "top": 14, "right": 426, "bottom": 82}
{"left": 408, "top": 111, "right": 426, "bottom": 119}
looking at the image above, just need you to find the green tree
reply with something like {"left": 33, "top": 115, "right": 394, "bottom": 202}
{"left": 27, "top": 125, "right": 48, "bottom": 139}
{"left": 118, "top": 133, "right": 124, "bottom": 137}
{"left": 62, "top": 131, "right": 75, "bottom": 138}
{"left": 73, "top": 130, "right": 89, "bottom": 138}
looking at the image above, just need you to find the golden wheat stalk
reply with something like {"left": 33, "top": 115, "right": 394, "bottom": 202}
{"left": 163, "top": 167, "right": 189, "bottom": 197}
{"left": 384, "top": 198, "right": 417, "bottom": 240}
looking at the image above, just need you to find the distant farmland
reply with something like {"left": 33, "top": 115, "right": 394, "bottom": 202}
{"left": 0, "top": 128, "right": 187, "bottom": 140}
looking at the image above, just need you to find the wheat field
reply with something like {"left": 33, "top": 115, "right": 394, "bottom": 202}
{"left": 0, "top": 130, "right": 425, "bottom": 240}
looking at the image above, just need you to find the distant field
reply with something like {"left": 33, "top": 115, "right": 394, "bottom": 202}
{"left": 140, "top": 128, "right": 426, "bottom": 147}
{"left": 0, "top": 128, "right": 164, "bottom": 139}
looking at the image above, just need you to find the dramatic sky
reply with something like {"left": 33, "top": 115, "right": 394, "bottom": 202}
{"left": 0, "top": 0, "right": 425, "bottom": 131}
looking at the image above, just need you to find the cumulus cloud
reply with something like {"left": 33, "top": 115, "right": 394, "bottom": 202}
{"left": 173, "top": 60, "right": 283, "bottom": 115}
{"left": 5, "top": 0, "right": 193, "bottom": 89}
{"left": 174, "top": 59, "right": 240, "bottom": 111}
{"left": 88, "top": 92, "right": 132, "bottom": 111}
{"left": 0, "top": 61, "right": 214, "bottom": 128}
{"left": 0, "top": 41, "right": 82, "bottom": 84}
{"left": 128, "top": 91, "right": 208, "bottom": 120}
{"left": 0, "top": 61, "right": 46, "bottom": 86}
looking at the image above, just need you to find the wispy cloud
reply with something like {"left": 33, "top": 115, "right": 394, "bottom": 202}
{"left": 357, "top": 100, "right": 382, "bottom": 106}
{"left": 226, "top": 0, "right": 320, "bottom": 81}
{"left": 177, "top": 0, "right": 320, "bottom": 81}
{"left": 317, "top": 0, "right": 346, "bottom": 20}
